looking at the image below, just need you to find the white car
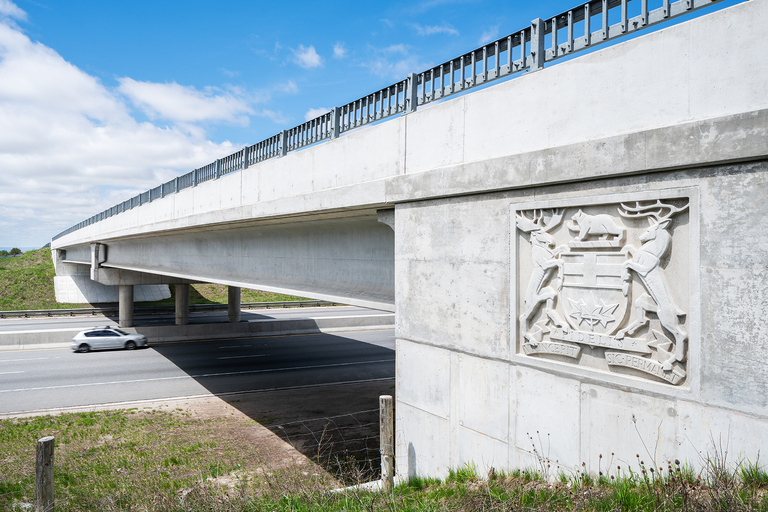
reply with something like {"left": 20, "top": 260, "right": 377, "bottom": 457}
{"left": 71, "top": 327, "right": 148, "bottom": 352}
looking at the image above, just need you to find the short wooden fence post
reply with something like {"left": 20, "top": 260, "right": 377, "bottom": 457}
{"left": 36, "top": 436, "right": 55, "bottom": 512}
{"left": 380, "top": 395, "right": 394, "bottom": 491}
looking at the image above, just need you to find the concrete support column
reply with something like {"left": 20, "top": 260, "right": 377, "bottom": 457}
{"left": 175, "top": 284, "right": 189, "bottom": 326}
{"left": 119, "top": 284, "right": 134, "bottom": 327}
{"left": 228, "top": 286, "right": 241, "bottom": 323}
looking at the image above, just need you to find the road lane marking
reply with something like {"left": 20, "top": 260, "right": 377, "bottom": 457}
{"left": 0, "top": 371, "right": 24, "bottom": 375}
{"left": 0, "top": 328, "right": 395, "bottom": 353}
{"left": 0, "top": 357, "right": 48, "bottom": 363}
{"left": 217, "top": 354, "right": 267, "bottom": 360}
{"left": 155, "top": 328, "right": 395, "bottom": 345}
{"left": 0, "top": 358, "right": 395, "bottom": 393}
{"left": 0, "top": 377, "right": 395, "bottom": 418}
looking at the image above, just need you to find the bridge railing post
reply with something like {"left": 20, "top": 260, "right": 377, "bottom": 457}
{"left": 405, "top": 73, "right": 418, "bottom": 113}
{"left": 215, "top": 159, "right": 221, "bottom": 179}
{"left": 193, "top": 168, "right": 198, "bottom": 187}
{"left": 279, "top": 130, "right": 288, "bottom": 157}
{"left": 243, "top": 146, "right": 249, "bottom": 169}
{"left": 530, "top": 18, "right": 545, "bottom": 71}
{"left": 330, "top": 107, "right": 340, "bottom": 139}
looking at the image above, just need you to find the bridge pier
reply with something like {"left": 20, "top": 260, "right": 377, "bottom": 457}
{"left": 175, "top": 284, "right": 189, "bottom": 325}
{"left": 118, "top": 284, "right": 134, "bottom": 327}
{"left": 228, "top": 286, "right": 241, "bottom": 323}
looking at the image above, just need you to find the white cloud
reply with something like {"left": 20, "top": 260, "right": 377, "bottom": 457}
{"left": 0, "top": 0, "right": 25, "bottom": 21}
{"left": 0, "top": 18, "right": 237, "bottom": 247}
{"left": 304, "top": 107, "right": 330, "bottom": 121}
{"left": 362, "top": 44, "right": 431, "bottom": 81}
{"left": 333, "top": 42, "right": 347, "bottom": 59}
{"left": 255, "top": 109, "right": 289, "bottom": 125}
{"left": 292, "top": 44, "right": 323, "bottom": 69}
{"left": 478, "top": 25, "right": 500, "bottom": 45}
{"left": 277, "top": 80, "right": 298, "bottom": 94}
{"left": 118, "top": 78, "right": 256, "bottom": 125}
{"left": 413, "top": 23, "right": 459, "bottom": 36}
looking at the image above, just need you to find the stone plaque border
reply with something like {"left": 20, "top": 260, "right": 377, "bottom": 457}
{"left": 510, "top": 187, "right": 700, "bottom": 397}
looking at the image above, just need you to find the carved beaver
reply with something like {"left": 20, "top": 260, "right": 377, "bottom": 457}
{"left": 568, "top": 210, "right": 625, "bottom": 241}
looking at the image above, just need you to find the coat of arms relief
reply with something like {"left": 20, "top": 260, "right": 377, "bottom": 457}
{"left": 514, "top": 197, "right": 690, "bottom": 386}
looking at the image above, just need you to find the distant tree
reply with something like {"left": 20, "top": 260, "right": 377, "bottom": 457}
{"left": 9, "top": 248, "right": 21, "bottom": 255}
{"left": 0, "top": 250, "right": 7, "bottom": 256}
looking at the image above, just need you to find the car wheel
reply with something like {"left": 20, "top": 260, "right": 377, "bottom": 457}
{"left": 78, "top": 344, "right": 91, "bottom": 353}
{"left": 125, "top": 341, "right": 136, "bottom": 350}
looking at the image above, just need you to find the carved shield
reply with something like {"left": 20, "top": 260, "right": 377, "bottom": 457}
{"left": 560, "top": 251, "right": 629, "bottom": 336}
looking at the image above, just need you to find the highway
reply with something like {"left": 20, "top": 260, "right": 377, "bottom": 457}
{"left": 0, "top": 305, "right": 392, "bottom": 333}
{"left": 0, "top": 328, "right": 395, "bottom": 416}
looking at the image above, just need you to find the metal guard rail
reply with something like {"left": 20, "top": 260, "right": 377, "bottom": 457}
{"left": 52, "top": 0, "right": 726, "bottom": 241}
{"left": 0, "top": 300, "right": 339, "bottom": 319}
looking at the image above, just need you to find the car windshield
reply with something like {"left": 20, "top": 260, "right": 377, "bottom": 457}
{"left": 112, "top": 329, "right": 130, "bottom": 335}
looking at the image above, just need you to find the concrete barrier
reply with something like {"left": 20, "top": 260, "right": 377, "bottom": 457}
{"left": 0, "top": 313, "right": 394, "bottom": 350}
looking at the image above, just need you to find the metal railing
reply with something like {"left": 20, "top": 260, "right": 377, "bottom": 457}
{"left": 0, "top": 300, "right": 340, "bottom": 319}
{"left": 51, "top": 0, "right": 726, "bottom": 242}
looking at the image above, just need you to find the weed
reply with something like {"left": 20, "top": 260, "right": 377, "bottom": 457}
{"left": 447, "top": 462, "right": 478, "bottom": 483}
{"left": 740, "top": 456, "right": 768, "bottom": 489}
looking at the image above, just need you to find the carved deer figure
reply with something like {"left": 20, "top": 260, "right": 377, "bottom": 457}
{"left": 516, "top": 209, "right": 566, "bottom": 336}
{"left": 616, "top": 200, "right": 688, "bottom": 370}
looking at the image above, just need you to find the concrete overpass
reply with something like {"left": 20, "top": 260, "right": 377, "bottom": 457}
{"left": 52, "top": 0, "right": 768, "bottom": 479}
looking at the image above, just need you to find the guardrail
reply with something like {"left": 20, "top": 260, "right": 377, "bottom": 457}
{"left": 51, "top": 0, "right": 727, "bottom": 242}
{"left": 0, "top": 300, "right": 339, "bottom": 319}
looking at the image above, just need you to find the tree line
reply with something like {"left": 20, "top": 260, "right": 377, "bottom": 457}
{"left": 0, "top": 248, "right": 22, "bottom": 256}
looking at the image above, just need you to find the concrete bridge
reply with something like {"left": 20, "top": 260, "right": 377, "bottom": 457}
{"left": 52, "top": 0, "right": 768, "bottom": 479}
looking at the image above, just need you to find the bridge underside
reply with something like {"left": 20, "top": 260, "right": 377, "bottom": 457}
{"left": 57, "top": 214, "right": 395, "bottom": 312}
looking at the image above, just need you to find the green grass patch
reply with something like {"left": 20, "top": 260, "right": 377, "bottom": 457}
{"left": 4, "top": 409, "right": 768, "bottom": 511}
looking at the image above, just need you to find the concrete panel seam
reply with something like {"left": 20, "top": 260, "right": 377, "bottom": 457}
{"left": 458, "top": 423, "right": 509, "bottom": 445}
{"left": 395, "top": 398, "right": 449, "bottom": 421}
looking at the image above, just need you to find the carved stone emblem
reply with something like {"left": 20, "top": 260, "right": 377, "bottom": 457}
{"left": 514, "top": 197, "right": 690, "bottom": 386}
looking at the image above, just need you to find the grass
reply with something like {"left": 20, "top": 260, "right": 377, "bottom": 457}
{"left": 0, "top": 248, "right": 304, "bottom": 311}
{"left": 4, "top": 408, "right": 768, "bottom": 511}
{"left": 0, "top": 408, "right": 335, "bottom": 512}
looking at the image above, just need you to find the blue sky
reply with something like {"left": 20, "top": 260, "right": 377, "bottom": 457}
{"left": 0, "top": 0, "right": 741, "bottom": 249}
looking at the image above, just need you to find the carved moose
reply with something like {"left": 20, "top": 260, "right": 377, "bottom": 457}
{"left": 616, "top": 200, "right": 688, "bottom": 370}
{"left": 516, "top": 209, "right": 566, "bottom": 336}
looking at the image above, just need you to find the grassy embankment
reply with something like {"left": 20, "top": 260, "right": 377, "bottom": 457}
{"left": 0, "top": 248, "right": 303, "bottom": 311}
{"left": 2, "top": 409, "right": 768, "bottom": 511}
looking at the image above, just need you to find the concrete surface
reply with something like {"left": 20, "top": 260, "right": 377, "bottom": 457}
{"left": 46, "top": 0, "right": 768, "bottom": 480}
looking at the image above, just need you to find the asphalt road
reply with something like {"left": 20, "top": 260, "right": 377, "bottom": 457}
{"left": 0, "top": 305, "right": 392, "bottom": 333}
{"left": 0, "top": 328, "right": 395, "bottom": 416}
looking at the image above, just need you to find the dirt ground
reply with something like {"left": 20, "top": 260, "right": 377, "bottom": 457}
{"left": 78, "top": 378, "right": 396, "bottom": 485}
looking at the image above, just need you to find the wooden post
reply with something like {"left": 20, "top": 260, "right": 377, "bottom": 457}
{"left": 379, "top": 395, "right": 394, "bottom": 491}
{"left": 36, "top": 436, "right": 54, "bottom": 512}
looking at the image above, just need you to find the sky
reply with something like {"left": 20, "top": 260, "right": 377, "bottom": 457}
{"left": 0, "top": 0, "right": 742, "bottom": 249}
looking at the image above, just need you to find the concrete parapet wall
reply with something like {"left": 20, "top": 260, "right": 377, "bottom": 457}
{"left": 52, "top": 1, "right": 768, "bottom": 250}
